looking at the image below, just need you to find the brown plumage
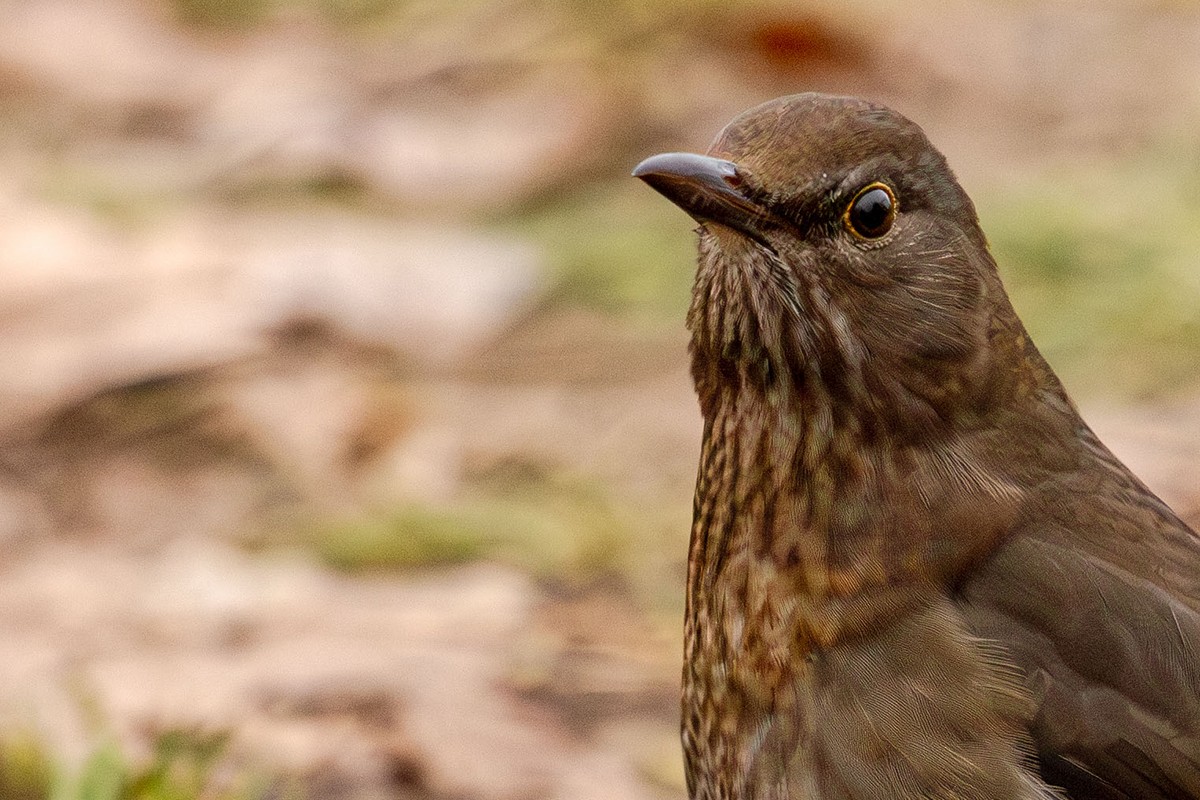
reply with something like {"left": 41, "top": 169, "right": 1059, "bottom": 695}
{"left": 633, "top": 93, "right": 1200, "bottom": 800}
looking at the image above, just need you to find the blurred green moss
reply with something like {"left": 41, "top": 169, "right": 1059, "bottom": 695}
{"left": 310, "top": 470, "right": 636, "bottom": 581}
{"left": 508, "top": 180, "right": 696, "bottom": 322}
{"left": 169, "top": 0, "right": 271, "bottom": 27}
{"left": 166, "top": 0, "right": 723, "bottom": 33}
{"left": 167, "top": 0, "right": 398, "bottom": 28}
{"left": 311, "top": 505, "right": 494, "bottom": 572}
{"left": 0, "top": 733, "right": 53, "bottom": 800}
{"left": 0, "top": 729, "right": 270, "bottom": 800}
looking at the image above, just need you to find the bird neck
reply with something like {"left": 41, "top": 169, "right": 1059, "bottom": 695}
{"left": 684, "top": 339, "right": 1041, "bottom": 640}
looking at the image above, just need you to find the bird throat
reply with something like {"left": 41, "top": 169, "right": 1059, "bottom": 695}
{"left": 684, "top": 232, "right": 937, "bottom": 618}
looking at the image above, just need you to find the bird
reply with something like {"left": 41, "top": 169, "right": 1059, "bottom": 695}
{"left": 632, "top": 93, "right": 1200, "bottom": 800}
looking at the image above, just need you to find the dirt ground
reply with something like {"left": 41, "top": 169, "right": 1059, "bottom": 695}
{"left": 0, "top": 1, "right": 1198, "bottom": 798}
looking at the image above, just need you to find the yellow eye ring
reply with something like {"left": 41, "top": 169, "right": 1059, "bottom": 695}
{"left": 844, "top": 182, "right": 897, "bottom": 240}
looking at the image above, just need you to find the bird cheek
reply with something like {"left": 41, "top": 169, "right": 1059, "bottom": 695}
{"left": 835, "top": 249, "right": 894, "bottom": 289}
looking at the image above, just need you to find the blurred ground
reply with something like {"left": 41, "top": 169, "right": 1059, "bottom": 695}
{"left": 0, "top": 1, "right": 1198, "bottom": 798}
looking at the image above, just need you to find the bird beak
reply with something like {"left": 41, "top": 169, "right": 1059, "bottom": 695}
{"left": 632, "top": 152, "right": 768, "bottom": 243}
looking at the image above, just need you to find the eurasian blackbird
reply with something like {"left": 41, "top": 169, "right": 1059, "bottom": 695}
{"left": 633, "top": 93, "right": 1200, "bottom": 800}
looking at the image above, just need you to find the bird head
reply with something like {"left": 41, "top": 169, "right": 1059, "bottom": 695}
{"left": 635, "top": 94, "right": 1046, "bottom": 438}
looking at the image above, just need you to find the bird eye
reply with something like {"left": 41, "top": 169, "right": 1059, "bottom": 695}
{"left": 844, "top": 183, "right": 897, "bottom": 239}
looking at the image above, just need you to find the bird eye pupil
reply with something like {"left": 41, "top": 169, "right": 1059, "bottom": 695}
{"left": 846, "top": 184, "right": 896, "bottom": 239}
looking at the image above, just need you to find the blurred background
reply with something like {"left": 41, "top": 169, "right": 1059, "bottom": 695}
{"left": 0, "top": 0, "right": 1198, "bottom": 798}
